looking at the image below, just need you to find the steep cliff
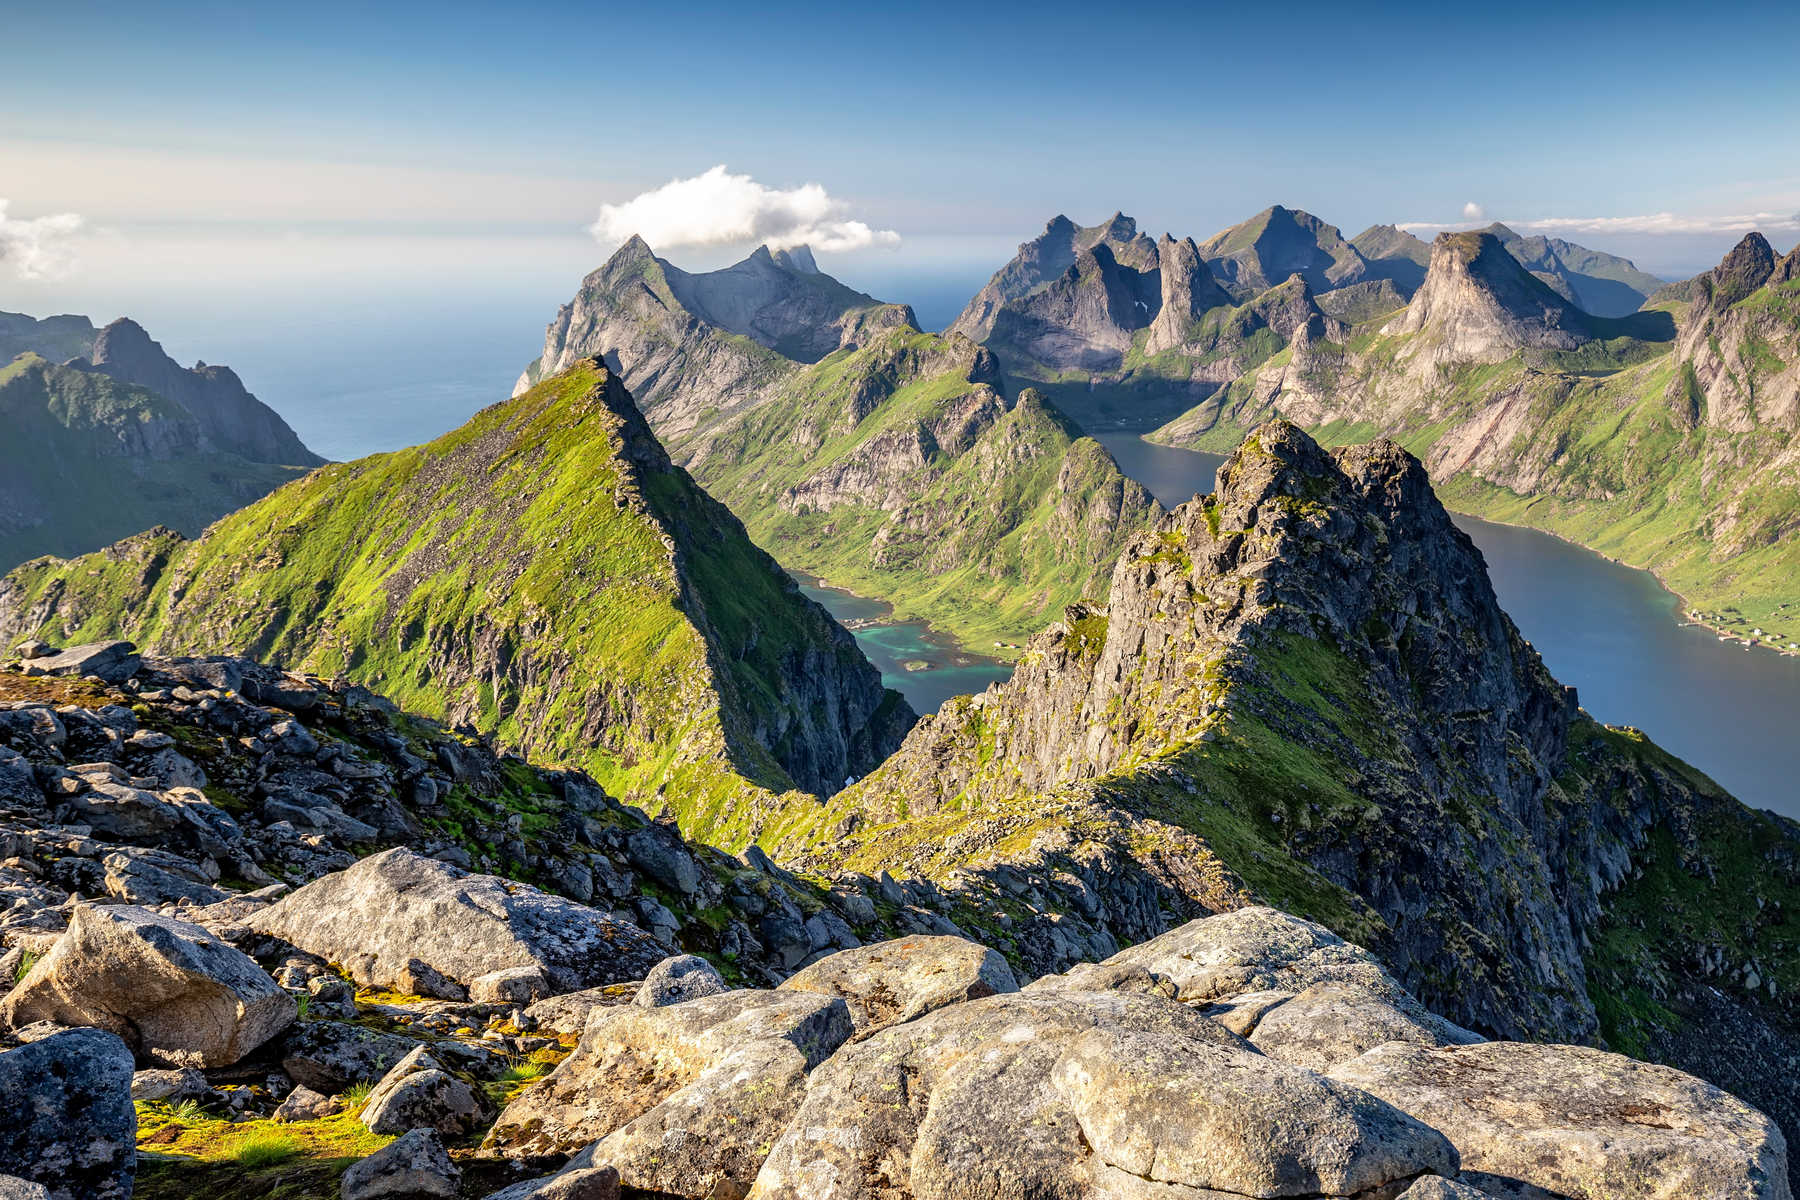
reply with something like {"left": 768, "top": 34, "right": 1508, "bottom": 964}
{"left": 0, "top": 354, "right": 308, "bottom": 571}
{"left": 947, "top": 212, "right": 1159, "bottom": 344}
{"left": 0, "top": 360, "right": 913, "bottom": 843}
{"left": 1199, "top": 205, "right": 1376, "bottom": 297}
{"left": 782, "top": 422, "right": 1800, "bottom": 1155}
{"left": 1478, "top": 222, "right": 1665, "bottom": 318}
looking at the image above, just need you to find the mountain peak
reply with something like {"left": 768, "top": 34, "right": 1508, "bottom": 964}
{"left": 772, "top": 245, "right": 820, "bottom": 274}
{"left": 1386, "top": 231, "right": 1592, "bottom": 360}
{"left": 1701, "top": 232, "right": 1778, "bottom": 309}
{"left": 1481, "top": 221, "right": 1522, "bottom": 242}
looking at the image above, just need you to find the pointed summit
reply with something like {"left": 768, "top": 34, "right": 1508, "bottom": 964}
{"left": 772, "top": 245, "right": 820, "bottom": 274}
{"left": 949, "top": 213, "right": 1159, "bottom": 343}
{"left": 1200, "top": 206, "right": 1371, "bottom": 296}
{"left": 1700, "top": 232, "right": 1779, "bottom": 310}
{"left": 1387, "top": 231, "right": 1595, "bottom": 361}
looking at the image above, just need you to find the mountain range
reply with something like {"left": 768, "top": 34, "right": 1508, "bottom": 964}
{"left": 0, "top": 312, "right": 321, "bottom": 572}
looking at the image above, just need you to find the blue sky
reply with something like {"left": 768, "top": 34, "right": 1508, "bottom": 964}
{"left": 4, "top": 0, "right": 1799, "bottom": 354}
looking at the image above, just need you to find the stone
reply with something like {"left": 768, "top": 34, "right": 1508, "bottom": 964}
{"left": 101, "top": 847, "right": 229, "bottom": 906}
{"left": 13, "top": 639, "right": 51, "bottom": 660}
{"left": 361, "top": 1046, "right": 486, "bottom": 1137}
{"left": 1397, "top": 1180, "right": 1499, "bottom": 1200}
{"left": 0, "top": 1029, "right": 136, "bottom": 1200}
{"left": 1329, "top": 1041, "right": 1792, "bottom": 1200}
{"left": 275, "top": 1085, "right": 343, "bottom": 1122}
{"left": 130, "top": 1066, "right": 211, "bottom": 1102}
{"left": 522, "top": 983, "right": 637, "bottom": 1036}
{"left": 341, "top": 1128, "right": 459, "bottom": 1200}
{"left": 28, "top": 641, "right": 140, "bottom": 684}
{"left": 1, "top": 903, "right": 294, "bottom": 1067}
{"left": 283, "top": 1020, "right": 424, "bottom": 1093}
{"left": 633, "top": 954, "right": 728, "bottom": 1007}
{"left": 0, "top": 1177, "right": 51, "bottom": 1200}
{"left": 777, "top": 933, "right": 1019, "bottom": 1036}
{"left": 470, "top": 965, "right": 552, "bottom": 1005}
{"left": 484, "top": 1166, "right": 620, "bottom": 1200}
{"left": 752, "top": 988, "right": 1455, "bottom": 1200}
{"left": 486, "top": 989, "right": 854, "bottom": 1197}
{"left": 625, "top": 824, "right": 702, "bottom": 895}
{"left": 250, "top": 847, "right": 665, "bottom": 999}
{"left": 1247, "top": 982, "right": 1480, "bottom": 1070}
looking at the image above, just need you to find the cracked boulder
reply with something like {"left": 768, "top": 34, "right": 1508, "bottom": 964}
{"left": 0, "top": 904, "right": 293, "bottom": 1067}
{"left": 1329, "top": 1041, "right": 1791, "bottom": 1200}
{"left": 248, "top": 847, "right": 665, "bottom": 999}
{"left": 750, "top": 987, "right": 1456, "bottom": 1200}
{"left": 486, "top": 989, "right": 853, "bottom": 1197}
{"left": 777, "top": 933, "right": 1019, "bottom": 1037}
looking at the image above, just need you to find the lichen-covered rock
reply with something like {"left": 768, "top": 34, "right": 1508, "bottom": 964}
{"left": 20, "top": 641, "right": 140, "bottom": 684}
{"left": 361, "top": 1046, "right": 486, "bottom": 1137}
{"left": 777, "top": 933, "right": 1019, "bottom": 1036}
{"left": 130, "top": 1066, "right": 210, "bottom": 1102}
{"left": 0, "top": 1176, "right": 51, "bottom": 1200}
{"left": 750, "top": 987, "right": 1454, "bottom": 1200}
{"left": 634, "top": 954, "right": 728, "bottom": 1007}
{"left": 341, "top": 1128, "right": 459, "bottom": 1200}
{"left": 274, "top": 1085, "right": 342, "bottom": 1122}
{"left": 282, "top": 1020, "right": 423, "bottom": 1093}
{"left": 470, "top": 966, "right": 552, "bottom": 1005}
{"left": 523, "top": 983, "right": 636, "bottom": 1036}
{"left": 1329, "top": 1041, "right": 1792, "bottom": 1200}
{"left": 0, "top": 904, "right": 293, "bottom": 1066}
{"left": 1246, "top": 982, "right": 1480, "bottom": 1071}
{"left": 250, "top": 847, "right": 665, "bottom": 999}
{"left": 480, "top": 1164, "right": 621, "bottom": 1200}
{"left": 0, "top": 1029, "right": 136, "bottom": 1200}
{"left": 486, "top": 988, "right": 853, "bottom": 1196}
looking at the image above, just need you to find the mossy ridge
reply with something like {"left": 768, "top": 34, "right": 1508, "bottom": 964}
{"left": 0, "top": 362, "right": 899, "bottom": 849}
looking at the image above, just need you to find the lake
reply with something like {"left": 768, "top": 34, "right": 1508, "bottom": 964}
{"left": 792, "top": 575, "right": 1013, "bottom": 715}
{"left": 1093, "top": 432, "right": 1800, "bottom": 819}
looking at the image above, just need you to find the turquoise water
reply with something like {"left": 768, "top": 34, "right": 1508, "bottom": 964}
{"left": 793, "top": 575, "right": 1013, "bottom": 716}
{"left": 1094, "top": 432, "right": 1800, "bottom": 818}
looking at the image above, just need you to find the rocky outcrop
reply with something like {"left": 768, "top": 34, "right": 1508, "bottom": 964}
{"left": 249, "top": 848, "right": 666, "bottom": 999}
{"left": 1200, "top": 206, "right": 1375, "bottom": 296}
{"left": 0, "top": 363, "right": 914, "bottom": 828}
{"left": 0, "top": 1029, "right": 136, "bottom": 1200}
{"left": 2, "top": 904, "right": 294, "bottom": 1066}
{"left": 1144, "top": 234, "right": 1232, "bottom": 355}
{"left": 803, "top": 422, "right": 1800, "bottom": 1176}
{"left": 1477, "top": 222, "right": 1665, "bottom": 318}
{"left": 360, "top": 1046, "right": 487, "bottom": 1136}
{"left": 986, "top": 240, "right": 1161, "bottom": 371}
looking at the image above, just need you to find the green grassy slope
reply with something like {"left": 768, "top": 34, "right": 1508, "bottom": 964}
{"left": 0, "top": 361, "right": 909, "bottom": 846}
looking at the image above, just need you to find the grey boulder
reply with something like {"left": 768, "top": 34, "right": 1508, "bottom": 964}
{"left": 1330, "top": 1041, "right": 1792, "bottom": 1200}
{"left": 24, "top": 641, "right": 140, "bottom": 683}
{"left": 283, "top": 1020, "right": 424, "bottom": 1093}
{"left": 1, "top": 904, "right": 293, "bottom": 1067}
{"left": 361, "top": 1046, "right": 486, "bottom": 1137}
{"left": 250, "top": 847, "right": 664, "bottom": 999}
{"left": 486, "top": 988, "right": 853, "bottom": 1197}
{"left": 275, "top": 1085, "right": 343, "bottom": 1122}
{"left": 522, "top": 983, "right": 636, "bottom": 1036}
{"left": 751, "top": 987, "right": 1455, "bottom": 1200}
{"left": 634, "top": 954, "right": 728, "bottom": 1007}
{"left": 1245, "top": 982, "right": 1481, "bottom": 1070}
{"left": 341, "top": 1128, "right": 460, "bottom": 1200}
{"left": 777, "top": 933, "right": 1018, "bottom": 1036}
{"left": 0, "top": 1029, "right": 136, "bottom": 1200}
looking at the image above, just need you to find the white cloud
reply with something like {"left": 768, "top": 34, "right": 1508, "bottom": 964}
{"left": 588, "top": 165, "right": 900, "bottom": 254}
{"left": 1462, "top": 201, "right": 1485, "bottom": 221}
{"left": 0, "top": 198, "right": 83, "bottom": 279}
{"left": 1514, "top": 211, "right": 1800, "bottom": 236}
{"left": 1400, "top": 209, "right": 1800, "bottom": 237}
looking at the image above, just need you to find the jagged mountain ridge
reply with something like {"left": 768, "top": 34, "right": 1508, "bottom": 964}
{"left": 781, "top": 421, "right": 1800, "bottom": 1162}
{"left": 1152, "top": 229, "right": 1800, "bottom": 638}
{"left": 946, "top": 212, "right": 1159, "bottom": 345}
{"left": 517, "top": 238, "right": 1159, "bottom": 650}
{"left": 0, "top": 360, "right": 913, "bottom": 842}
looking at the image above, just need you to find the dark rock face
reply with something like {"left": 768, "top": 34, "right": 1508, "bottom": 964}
{"left": 0, "top": 1028, "right": 137, "bottom": 1200}
{"left": 83, "top": 318, "right": 321, "bottom": 465}
{"left": 949, "top": 212, "right": 1161, "bottom": 346}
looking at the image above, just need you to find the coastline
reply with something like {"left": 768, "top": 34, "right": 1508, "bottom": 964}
{"left": 785, "top": 568, "right": 1012, "bottom": 672}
